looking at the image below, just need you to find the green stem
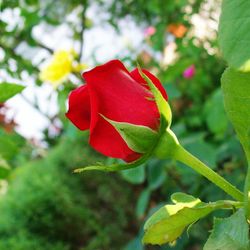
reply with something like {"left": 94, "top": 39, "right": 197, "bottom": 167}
{"left": 154, "top": 129, "right": 244, "bottom": 202}
{"left": 212, "top": 200, "right": 244, "bottom": 210}
{"left": 174, "top": 145, "right": 244, "bottom": 202}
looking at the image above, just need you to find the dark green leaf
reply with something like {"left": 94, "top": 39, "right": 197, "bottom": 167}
{"left": 136, "top": 189, "right": 151, "bottom": 218}
{"left": 204, "top": 209, "right": 249, "bottom": 250}
{"left": 121, "top": 166, "right": 145, "bottom": 184}
{"left": 221, "top": 68, "right": 250, "bottom": 162}
{"left": 147, "top": 161, "right": 166, "bottom": 190}
{"left": 165, "top": 83, "right": 181, "bottom": 100}
{"left": 204, "top": 89, "right": 228, "bottom": 135}
{"left": 219, "top": 0, "right": 250, "bottom": 71}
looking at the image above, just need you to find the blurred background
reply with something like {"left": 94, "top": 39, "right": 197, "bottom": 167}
{"left": 0, "top": 0, "right": 247, "bottom": 249}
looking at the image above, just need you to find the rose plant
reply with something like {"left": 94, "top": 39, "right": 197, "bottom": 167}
{"left": 66, "top": 63, "right": 247, "bottom": 248}
{"left": 65, "top": 1, "right": 250, "bottom": 248}
{"left": 66, "top": 59, "right": 242, "bottom": 199}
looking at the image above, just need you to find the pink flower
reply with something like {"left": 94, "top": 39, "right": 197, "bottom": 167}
{"left": 144, "top": 26, "right": 156, "bottom": 37}
{"left": 183, "top": 65, "right": 196, "bottom": 79}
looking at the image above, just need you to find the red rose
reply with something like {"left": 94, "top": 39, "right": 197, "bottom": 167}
{"left": 66, "top": 60, "right": 168, "bottom": 162}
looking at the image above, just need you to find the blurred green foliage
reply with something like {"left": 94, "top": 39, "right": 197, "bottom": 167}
{"left": 0, "top": 0, "right": 247, "bottom": 249}
{"left": 0, "top": 133, "right": 138, "bottom": 250}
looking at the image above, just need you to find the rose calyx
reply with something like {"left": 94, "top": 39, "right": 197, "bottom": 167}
{"left": 100, "top": 114, "right": 159, "bottom": 154}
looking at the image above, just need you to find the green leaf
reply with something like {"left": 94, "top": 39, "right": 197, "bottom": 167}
{"left": 0, "top": 135, "right": 19, "bottom": 160}
{"left": 171, "top": 192, "right": 200, "bottom": 204}
{"left": 219, "top": 0, "right": 250, "bottom": 71}
{"left": 143, "top": 193, "right": 201, "bottom": 231}
{"left": 0, "top": 83, "right": 25, "bottom": 103}
{"left": 100, "top": 114, "right": 158, "bottom": 153}
{"left": 147, "top": 160, "right": 166, "bottom": 190}
{"left": 0, "top": 155, "right": 10, "bottom": 179}
{"left": 221, "top": 68, "right": 250, "bottom": 162}
{"left": 121, "top": 166, "right": 145, "bottom": 184}
{"left": 143, "top": 193, "right": 241, "bottom": 245}
{"left": 204, "top": 209, "right": 249, "bottom": 250}
{"left": 204, "top": 89, "right": 228, "bottom": 135}
{"left": 165, "top": 83, "right": 181, "bottom": 100}
{"left": 136, "top": 189, "right": 151, "bottom": 218}
{"left": 124, "top": 236, "right": 144, "bottom": 250}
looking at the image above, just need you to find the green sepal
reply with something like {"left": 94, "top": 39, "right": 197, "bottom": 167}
{"left": 137, "top": 64, "right": 172, "bottom": 128}
{"left": 74, "top": 150, "right": 150, "bottom": 173}
{"left": 142, "top": 192, "right": 244, "bottom": 245}
{"left": 74, "top": 117, "right": 167, "bottom": 173}
{"left": 153, "top": 128, "right": 180, "bottom": 159}
{"left": 100, "top": 114, "right": 158, "bottom": 153}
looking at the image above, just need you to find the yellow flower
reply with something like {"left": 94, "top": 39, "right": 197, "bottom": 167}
{"left": 40, "top": 50, "right": 74, "bottom": 88}
{"left": 72, "top": 63, "right": 89, "bottom": 72}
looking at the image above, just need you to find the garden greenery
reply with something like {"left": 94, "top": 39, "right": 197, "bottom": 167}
{"left": 0, "top": 0, "right": 249, "bottom": 249}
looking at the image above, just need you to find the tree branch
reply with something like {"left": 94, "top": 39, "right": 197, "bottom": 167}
{"left": 78, "top": 0, "right": 88, "bottom": 62}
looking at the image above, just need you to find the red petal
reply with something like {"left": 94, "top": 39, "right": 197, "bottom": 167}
{"left": 66, "top": 85, "right": 91, "bottom": 130}
{"left": 83, "top": 60, "right": 160, "bottom": 162}
{"left": 130, "top": 68, "right": 168, "bottom": 101}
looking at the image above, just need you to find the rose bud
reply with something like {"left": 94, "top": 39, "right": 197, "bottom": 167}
{"left": 66, "top": 60, "right": 170, "bottom": 164}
